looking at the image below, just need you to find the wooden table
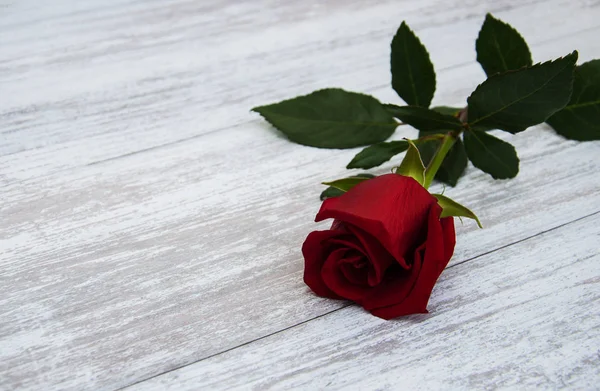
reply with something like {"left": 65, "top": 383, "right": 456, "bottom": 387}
{"left": 2, "top": 1, "right": 599, "bottom": 389}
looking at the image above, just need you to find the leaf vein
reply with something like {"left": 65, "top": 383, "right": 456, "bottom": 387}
{"left": 471, "top": 59, "right": 572, "bottom": 126}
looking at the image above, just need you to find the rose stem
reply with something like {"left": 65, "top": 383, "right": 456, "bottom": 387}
{"left": 422, "top": 132, "right": 458, "bottom": 189}
{"left": 413, "top": 133, "right": 446, "bottom": 143}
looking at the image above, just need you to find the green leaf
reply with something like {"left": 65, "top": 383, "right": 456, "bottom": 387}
{"left": 437, "top": 140, "right": 468, "bottom": 186}
{"left": 417, "top": 135, "right": 438, "bottom": 162}
{"left": 546, "top": 60, "right": 600, "bottom": 141}
{"left": 432, "top": 106, "right": 462, "bottom": 117}
{"left": 319, "top": 186, "right": 345, "bottom": 201}
{"left": 476, "top": 13, "right": 533, "bottom": 77}
{"left": 432, "top": 194, "right": 483, "bottom": 228}
{"left": 346, "top": 141, "right": 409, "bottom": 169}
{"left": 321, "top": 174, "right": 375, "bottom": 197}
{"left": 418, "top": 134, "right": 468, "bottom": 186}
{"left": 385, "top": 104, "right": 463, "bottom": 132}
{"left": 252, "top": 88, "right": 398, "bottom": 149}
{"left": 467, "top": 52, "right": 578, "bottom": 134}
{"left": 463, "top": 130, "right": 519, "bottom": 179}
{"left": 321, "top": 174, "right": 376, "bottom": 200}
{"left": 395, "top": 140, "right": 425, "bottom": 185}
{"left": 391, "top": 22, "right": 436, "bottom": 107}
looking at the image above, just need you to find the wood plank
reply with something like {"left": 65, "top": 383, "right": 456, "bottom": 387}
{"left": 2, "top": 2, "right": 600, "bottom": 391}
{"left": 127, "top": 213, "right": 600, "bottom": 390}
{"left": 2, "top": 0, "right": 599, "bottom": 183}
{"left": 1, "top": 126, "right": 599, "bottom": 390}
{"left": 2, "top": 24, "right": 599, "bottom": 202}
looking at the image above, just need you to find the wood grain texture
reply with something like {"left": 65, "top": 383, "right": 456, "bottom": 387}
{"left": 2, "top": 0, "right": 599, "bottom": 183}
{"left": 129, "top": 214, "right": 600, "bottom": 391}
{"left": 1, "top": 0, "right": 600, "bottom": 390}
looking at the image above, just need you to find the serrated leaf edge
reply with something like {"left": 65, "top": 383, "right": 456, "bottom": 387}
{"left": 476, "top": 13, "right": 533, "bottom": 76}
{"left": 391, "top": 22, "right": 436, "bottom": 107}
{"left": 467, "top": 51, "right": 578, "bottom": 128}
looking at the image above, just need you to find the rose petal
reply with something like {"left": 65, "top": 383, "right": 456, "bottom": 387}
{"left": 329, "top": 225, "right": 395, "bottom": 287}
{"left": 328, "top": 235, "right": 366, "bottom": 255}
{"left": 441, "top": 216, "right": 456, "bottom": 262}
{"left": 339, "top": 254, "right": 369, "bottom": 286}
{"left": 302, "top": 230, "right": 345, "bottom": 299}
{"left": 316, "top": 174, "right": 436, "bottom": 263}
{"left": 420, "top": 203, "right": 446, "bottom": 264}
{"left": 361, "top": 247, "right": 422, "bottom": 312}
{"left": 345, "top": 224, "right": 397, "bottom": 286}
{"left": 322, "top": 248, "right": 370, "bottom": 302}
{"left": 368, "top": 205, "right": 456, "bottom": 319}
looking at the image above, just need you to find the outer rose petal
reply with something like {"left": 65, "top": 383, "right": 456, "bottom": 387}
{"left": 302, "top": 230, "right": 345, "bottom": 299}
{"left": 362, "top": 249, "right": 422, "bottom": 313}
{"left": 441, "top": 216, "right": 456, "bottom": 261}
{"left": 316, "top": 174, "right": 437, "bottom": 263}
{"left": 368, "top": 204, "right": 456, "bottom": 319}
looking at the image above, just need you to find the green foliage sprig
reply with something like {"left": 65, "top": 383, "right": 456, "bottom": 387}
{"left": 253, "top": 14, "right": 599, "bottom": 202}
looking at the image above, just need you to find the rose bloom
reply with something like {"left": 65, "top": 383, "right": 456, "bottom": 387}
{"left": 302, "top": 174, "right": 456, "bottom": 319}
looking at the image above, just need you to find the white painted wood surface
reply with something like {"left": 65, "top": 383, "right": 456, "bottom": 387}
{"left": 129, "top": 213, "right": 600, "bottom": 391}
{"left": 1, "top": 1, "right": 599, "bottom": 390}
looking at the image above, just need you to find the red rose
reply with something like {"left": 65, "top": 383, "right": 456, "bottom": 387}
{"left": 302, "top": 174, "right": 456, "bottom": 319}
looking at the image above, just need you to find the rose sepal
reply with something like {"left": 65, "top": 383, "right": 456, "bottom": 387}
{"left": 321, "top": 174, "right": 374, "bottom": 192}
{"left": 394, "top": 139, "right": 425, "bottom": 185}
{"left": 432, "top": 193, "right": 483, "bottom": 228}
